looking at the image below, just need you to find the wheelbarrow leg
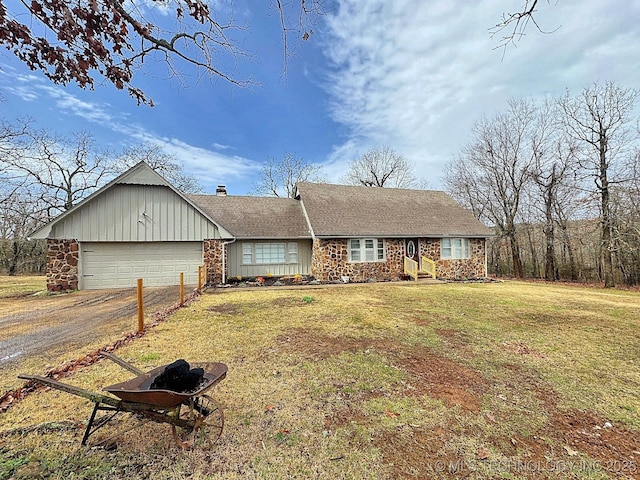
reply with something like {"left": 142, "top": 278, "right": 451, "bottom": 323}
{"left": 81, "top": 403, "right": 121, "bottom": 446}
{"left": 82, "top": 403, "right": 101, "bottom": 446}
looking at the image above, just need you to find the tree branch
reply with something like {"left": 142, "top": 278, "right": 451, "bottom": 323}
{"left": 490, "top": 0, "right": 560, "bottom": 56}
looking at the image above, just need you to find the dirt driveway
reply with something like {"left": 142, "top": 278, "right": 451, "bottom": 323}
{"left": 0, "top": 286, "right": 187, "bottom": 367}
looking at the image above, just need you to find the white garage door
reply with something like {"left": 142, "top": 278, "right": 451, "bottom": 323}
{"left": 81, "top": 242, "right": 203, "bottom": 290}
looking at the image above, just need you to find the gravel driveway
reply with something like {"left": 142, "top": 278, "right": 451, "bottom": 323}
{"left": 0, "top": 285, "right": 187, "bottom": 367}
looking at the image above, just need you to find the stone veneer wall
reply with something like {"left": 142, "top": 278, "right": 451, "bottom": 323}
{"left": 421, "top": 238, "right": 486, "bottom": 279}
{"left": 46, "top": 239, "right": 79, "bottom": 291}
{"left": 311, "top": 237, "right": 486, "bottom": 282}
{"left": 311, "top": 238, "right": 405, "bottom": 282}
{"left": 203, "top": 239, "right": 225, "bottom": 285}
{"left": 207, "top": 237, "right": 486, "bottom": 284}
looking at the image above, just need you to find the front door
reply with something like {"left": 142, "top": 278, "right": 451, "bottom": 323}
{"left": 405, "top": 238, "right": 419, "bottom": 263}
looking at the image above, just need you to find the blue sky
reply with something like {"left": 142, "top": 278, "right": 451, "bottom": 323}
{"left": 1, "top": 0, "right": 640, "bottom": 195}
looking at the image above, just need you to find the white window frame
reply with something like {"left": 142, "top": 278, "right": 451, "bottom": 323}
{"left": 241, "top": 242, "right": 298, "bottom": 265}
{"left": 441, "top": 238, "right": 470, "bottom": 260}
{"left": 242, "top": 243, "right": 253, "bottom": 264}
{"left": 349, "top": 238, "right": 385, "bottom": 263}
{"left": 287, "top": 242, "right": 298, "bottom": 263}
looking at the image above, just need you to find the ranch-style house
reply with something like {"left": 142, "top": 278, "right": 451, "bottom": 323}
{"left": 31, "top": 162, "right": 493, "bottom": 291}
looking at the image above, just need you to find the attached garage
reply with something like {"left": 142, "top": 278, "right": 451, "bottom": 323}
{"left": 31, "top": 162, "right": 232, "bottom": 291}
{"left": 80, "top": 242, "right": 203, "bottom": 289}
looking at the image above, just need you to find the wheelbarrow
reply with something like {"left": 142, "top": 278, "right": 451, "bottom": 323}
{"left": 18, "top": 352, "right": 227, "bottom": 449}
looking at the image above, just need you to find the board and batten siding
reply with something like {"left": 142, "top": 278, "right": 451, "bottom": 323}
{"left": 227, "top": 240, "right": 312, "bottom": 278}
{"left": 48, "top": 184, "right": 221, "bottom": 241}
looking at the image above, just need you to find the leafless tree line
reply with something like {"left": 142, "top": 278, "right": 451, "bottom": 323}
{"left": 251, "top": 146, "right": 428, "bottom": 199}
{"left": 445, "top": 81, "right": 640, "bottom": 287}
{"left": 0, "top": 121, "right": 202, "bottom": 275}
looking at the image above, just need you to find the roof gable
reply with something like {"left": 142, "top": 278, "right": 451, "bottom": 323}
{"left": 115, "top": 163, "right": 173, "bottom": 187}
{"left": 30, "top": 162, "right": 231, "bottom": 239}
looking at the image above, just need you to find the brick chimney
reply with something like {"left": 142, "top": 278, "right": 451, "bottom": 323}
{"left": 215, "top": 185, "right": 227, "bottom": 196}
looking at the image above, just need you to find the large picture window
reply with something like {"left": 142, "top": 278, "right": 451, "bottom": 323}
{"left": 255, "top": 243, "right": 285, "bottom": 264}
{"left": 349, "top": 238, "right": 385, "bottom": 262}
{"left": 441, "top": 238, "right": 470, "bottom": 259}
{"left": 242, "top": 242, "right": 298, "bottom": 264}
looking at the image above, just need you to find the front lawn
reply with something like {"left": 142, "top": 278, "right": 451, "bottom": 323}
{"left": 1, "top": 281, "right": 639, "bottom": 479}
{"left": 0, "top": 276, "right": 45, "bottom": 299}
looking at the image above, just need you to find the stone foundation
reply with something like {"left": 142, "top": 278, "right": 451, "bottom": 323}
{"left": 46, "top": 239, "right": 79, "bottom": 291}
{"left": 203, "top": 239, "right": 225, "bottom": 285}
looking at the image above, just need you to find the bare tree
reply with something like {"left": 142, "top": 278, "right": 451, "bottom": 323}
{"left": 529, "top": 127, "right": 580, "bottom": 281}
{"left": 342, "top": 146, "right": 418, "bottom": 188}
{"left": 443, "top": 155, "right": 489, "bottom": 221}
{"left": 114, "top": 143, "right": 203, "bottom": 193}
{"left": 0, "top": 1, "right": 325, "bottom": 105}
{"left": 0, "top": 117, "right": 30, "bottom": 161}
{"left": 448, "top": 87, "right": 640, "bottom": 286}
{"left": 608, "top": 149, "right": 640, "bottom": 284}
{"left": 558, "top": 82, "right": 639, "bottom": 287}
{"left": 0, "top": 131, "right": 115, "bottom": 215}
{"left": 0, "top": 184, "right": 48, "bottom": 274}
{"left": 252, "top": 153, "right": 326, "bottom": 198}
{"left": 446, "top": 99, "right": 544, "bottom": 279}
{"left": 0, "top": 118, "right": 49, "bottom": 275}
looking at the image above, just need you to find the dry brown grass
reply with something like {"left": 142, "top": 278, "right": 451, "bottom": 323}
{"left": 1, "top": 281, "right": 639, "bottom": 479}
{"left": 0, "top": 276, "right": 45, "bottom": 300}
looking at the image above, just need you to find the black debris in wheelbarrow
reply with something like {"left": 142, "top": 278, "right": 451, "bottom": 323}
{"left": 150, "top": 359, "right": 204, "bottom": 392}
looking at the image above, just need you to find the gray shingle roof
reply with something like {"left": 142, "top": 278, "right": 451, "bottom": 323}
{"left": 189, "top": 195, "right": 311, "bottom": 239}
{"left": 295, "top": 183, "right": 493, "bottom": 238}
{"left": 190, "top": 183, "right": 492, "bottom": 240}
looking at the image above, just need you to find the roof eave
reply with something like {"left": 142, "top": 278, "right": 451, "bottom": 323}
{"left": 313, "top": 233, "right": 493, "bottom": 239}
{"left": 232, "top": 229, "right": 495, "bottom": 240}
{"left": 233, "top": 235, "right": 312, "bottom": 240}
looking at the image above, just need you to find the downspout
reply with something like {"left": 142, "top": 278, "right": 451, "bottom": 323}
{"left": 298, "top": 198, "right": 317, "bottom": 278}
{"left": 221, "top": 238, "right": 236, "bottom": 284}
{"left": 484, "top": 237, "right": 488, "bottom": 278}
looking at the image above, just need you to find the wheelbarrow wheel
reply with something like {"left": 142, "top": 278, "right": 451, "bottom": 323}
{"left": 171, "top": 394, "right": 224, "bottom": 449}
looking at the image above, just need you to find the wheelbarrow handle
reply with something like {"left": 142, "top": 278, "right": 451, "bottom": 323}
{"left": 17, "top": 374, "right": 120, "bottom": 407}
{"left": 100, "top": 351, "right": 145, "bottom": 376}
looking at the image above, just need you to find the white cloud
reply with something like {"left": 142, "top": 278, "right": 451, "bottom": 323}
{"left": 320, "top": 0, "right": 640, "bottom": 187}
{"left": 0, "top": 72, "right": 41, "bottom": 102}
{"left": 2, "top": 74, "right": 116, "bottom": 125}
{"left": 1, "top": 72, "right": 259, "bottom": 193}
{"left": 124, "top": 126, "right": 260, "bottom": 192}
{"left": 323, "top": 138, "right": 363, "bottom": 182}
{"left": 2, "top": 85, "right": 39, "bottom": 102}
{"left": 211, "top": 142, "right": 233, "bottom": 150}
{"left": 41, "top": 86, "right": 115, "bottom": 124}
